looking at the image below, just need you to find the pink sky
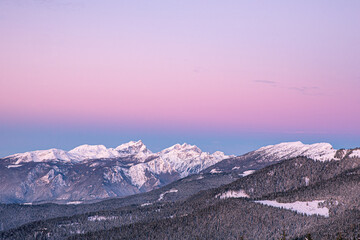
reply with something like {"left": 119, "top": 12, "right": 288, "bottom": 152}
{"left": 0, "top": 1, "right": 359, "bottom": 156}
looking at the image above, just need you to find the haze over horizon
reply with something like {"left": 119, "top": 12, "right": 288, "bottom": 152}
{"left": 1, "top": 0, "right": 359, "bottom": 157}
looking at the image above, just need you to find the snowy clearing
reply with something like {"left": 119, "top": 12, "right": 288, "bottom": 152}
{"left": 88, "top": 216, "right": 118, "bottom": 221}
{"left": 6, "top": 164, "right": 23, "bottom": 168}
{"left": 216, "top": 190, "right": 249, "bottom": 199}
{"left": 240, "top": 170, "right": 255, "bottom": 177}
{"left": 158, "top": 189, "right": 178, "bottom": 201}
{"left": 210, "top": 168, "right": 222, "bottom": 174}
{"left": 141, "top": 202, "right": 152, "bottom": 207}
{"left": 66, "top": 201, "right": 82, "bottom": 205}
{"left": 350, "top": 150, "right": 360, "bottom": 158}
{"left": 255, "top": 200, "right": 329, "bottom": 217}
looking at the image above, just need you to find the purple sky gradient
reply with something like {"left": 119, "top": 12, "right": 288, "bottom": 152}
{"left": 0, "top": 1, "right": 359, "bottom": 156}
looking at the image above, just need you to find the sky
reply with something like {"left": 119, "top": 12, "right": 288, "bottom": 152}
{"left": 0, "top": 0, "right": 359, "bottom": 157}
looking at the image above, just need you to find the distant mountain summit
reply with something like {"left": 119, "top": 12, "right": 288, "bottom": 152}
{"left": 0, "top": 141, "right": 231, "bottom": 204}
{"left": 203, "top": 141, "right": 360, "bottom": 175}
{"left": 158, "top": 143, "right": 229, "bottom": 177}
{"left": 115, "top": 140, "right": 153, "bottom": 160}
{"left": 6, "top": 140, "right": 154, "bottom": 164}
{"left": 252, "top": 141, "right": 338, "bottom": 162}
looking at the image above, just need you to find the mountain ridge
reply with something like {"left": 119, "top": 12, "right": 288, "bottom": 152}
{"left": 1, "top": 141, "right": 358, "bottom": 205}
{"left": 2, "top": 150, "right": 360, "bottom": 239}
{"left": 0, "top": 140, "right": 232, "bottom": 204}
{"left": 4, "top": 140, "right": 229, "bottom": 165}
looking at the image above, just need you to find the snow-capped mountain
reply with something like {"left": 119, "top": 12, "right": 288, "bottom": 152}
{"left": 159, "top": 143, "right": 229, "bottom": 177}
{"left": 115, "top": 140, "right": 153, "bottom": 160}
{"left": 8, "top": 148, "right": 78, "bottom": 164}
{"left": 203, "top": 141, "right": 357, "bottom": 175}
{"left": 1, "top": 141, "right": 357, "bottom": 204}
{"left": 2, "top": 144, "right": 360, "bottom": 240}
{"left": 7, "top": 140, "right": 154, "bottom": 164}
{"left": 250, "top": 141, "right": 338, "bottom": 162}
{"left": 0, "top": 141, "right": 231, "bottom": 203}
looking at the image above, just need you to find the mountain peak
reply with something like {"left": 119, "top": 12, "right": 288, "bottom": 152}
{"left": 115, "top": 140, "right": 152, "bottom": 157}
{"left": 69, "top": 144, "right": 107, "bottom": 153}
{"left": 158, "top": 143, "right": 230, "bottom": 177}
{"left": 115, "top": 140, "right": 144, "bottom": 148}
{"left": 68, "top": 144, "right": 119, "bottom": 160}
{"left": 162, "top": 143, "right": 202, "bottom": 154}
{"left": 4, "top": 141, "right": 153, "bottom": 164}
{"left": 7, "top": 148, "right": 75, "bottom": 164}
{"left": 255, "top": 141, "right": 336, "bottom": 162}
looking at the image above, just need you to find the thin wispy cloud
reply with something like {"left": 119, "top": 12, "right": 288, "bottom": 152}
{"left": 287, "top": 86, "right": 323, "bottom": 96}
{"left": 254, "top": 80, "right": 277, "bottom": 85}
{"left": 253, "top": 80, "right": 323, "bottom": 96}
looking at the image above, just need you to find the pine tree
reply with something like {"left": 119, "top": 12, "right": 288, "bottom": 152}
{"left": 305, "top": 233, "right": 313, "bottom": 240}
{"left": 280, "top": 230, "right": 286, "bottom": 240}
{"left": 336, "top": 232, "right": 343, "bottom": 240}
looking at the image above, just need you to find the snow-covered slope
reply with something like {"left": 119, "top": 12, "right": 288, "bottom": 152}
{"left": 9, "top": 149, "right": 80, "bottom": 164}
{"left": 349, "top": 149, "right": 360, "bottom": 158}
{"left": 255, "top": 200, "right": 329, "bottom": 217}
{"left": 69, "top": 145, "right": 121, "bottom": 160}
{"left": 253, "top": 141, "right": 338, "bottom": 162}
{"left": 115, "top": 140, "right": 153, "bottom": 160}
{"left": 202, "top": 141, "right": 355, "bottom": 176}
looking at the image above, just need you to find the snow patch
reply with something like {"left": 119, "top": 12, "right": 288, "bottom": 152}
{"left": 304, "top": 177, "right": 310, "bottom": 186}
{"left": 89, "top": 162, "right": 100, "bottom": 167}
{"left": 240, "top": 170, "right": 255, "bottom": 177}
{"left": 255, "top": 200, "right": 329, "bottom": 217}
{"left": 66, "top": 201, "right": 82, "bottom": 205}
{"left": 350, "top": 150, "right": 360, "bottom": 158}
{"left": 141, "top": 202, "right": 152, "bottom": 207}
{"left": 88, "top": 215, "right": 118, "bottom": 222}
{"left": 216, "top": 190, "right": 249, "bottom": 199}
{"left": 6, "top": 164, "right": 23, "bottom": 168}
{"left": 210, "top": 168, "right": 222, "bottom": 174}
{"left": 158, "top": 189, "right": 178, "bottom": 201}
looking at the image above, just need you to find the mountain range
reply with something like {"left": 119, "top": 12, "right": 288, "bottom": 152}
{"left": 1, "top": 141, "right": 360, "bottom": 239}
{"left": 0, "top": 140, "right": 230, "bottom": 204}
